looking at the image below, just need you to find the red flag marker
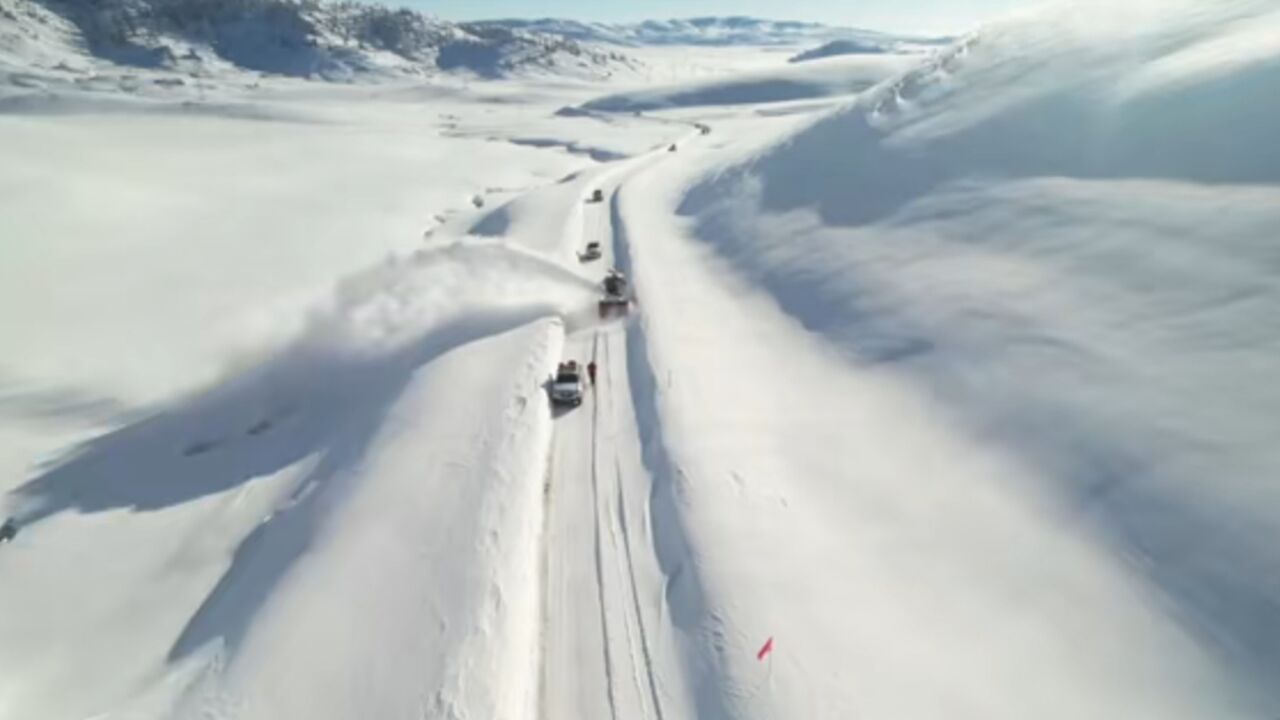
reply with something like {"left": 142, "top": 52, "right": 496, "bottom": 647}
{"left": 756, "top": 636, "right": 775, "bottom": 661}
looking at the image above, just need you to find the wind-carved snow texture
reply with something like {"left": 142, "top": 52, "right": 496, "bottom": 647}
{"left": 677, "top": 0, "right": 1280, "bottom": 708}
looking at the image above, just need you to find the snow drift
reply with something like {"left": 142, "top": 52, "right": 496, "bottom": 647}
{"left": 582, "top": 53, "right": 915, "bottom": 112}
{"left": 0, "top": 240, "right": 594, "bottom": 719}
{"left": 675, "top": 0, "right": 1280, "bottom": 708}
{"left": 789, "top": 38, "right": 896, "bottom": 62}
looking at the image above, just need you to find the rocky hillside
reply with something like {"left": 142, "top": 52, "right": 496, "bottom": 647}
{"left": 0, "top": 0, "right": 638, "bottom": 80}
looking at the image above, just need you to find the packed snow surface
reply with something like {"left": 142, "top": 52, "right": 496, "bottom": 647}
{"left": 1, "top": 0, "right": 1278, "bottom": 719}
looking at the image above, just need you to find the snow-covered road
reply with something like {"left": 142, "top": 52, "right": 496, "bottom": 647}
{"left": 540, "top": 155, "right": 691, "bottom": 720}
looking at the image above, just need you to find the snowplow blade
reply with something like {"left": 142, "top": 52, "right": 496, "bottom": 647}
{"left": 598, "top": 299, "right": 629, "bottom": 318}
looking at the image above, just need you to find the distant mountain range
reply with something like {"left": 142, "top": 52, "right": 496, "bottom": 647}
{"left": 0, "top": 1, "right": 942, "bottom": 84}
{"left": 471, "top": 16, "right": 915, "bottom": 49}
{"left": 0, "top": 0, "right": 639, "bottom": 80}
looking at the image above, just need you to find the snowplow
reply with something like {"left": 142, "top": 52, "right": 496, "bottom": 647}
{"left": 549, "top": 361, "right": 584, "bottom": 407}
{"left": 591, "top": 189, "right": 605, "bottom": 203}
{"left": 599, "top": 268, "right": 631, "bottom": 318}
{"left": 580, "top": 240, "right": 602, "bottom": 262}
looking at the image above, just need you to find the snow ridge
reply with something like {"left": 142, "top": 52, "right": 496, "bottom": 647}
{"left": 789, "top": 38, "right": 894, "bottom": 62}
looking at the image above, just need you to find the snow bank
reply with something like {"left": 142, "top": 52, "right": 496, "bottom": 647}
{"left": 9, "top": 238, "right": 599, "bottom": 522}
{"left": 0, "top": 237, "right": 590, "bottom": 718}
{"left": 160, "top": 318, "right": 564, "bottom": 720}
{"left": 618, "top": 157, "right": 1262, "bottom": 720}
{"left": 673, "top": 0, "right": 1280, "bottom": 708}
{"left": 0, "top": 77, "right": 628, "bottom": 716}
{"left": 470, "top": 164, "right": 606, "bottom": 259}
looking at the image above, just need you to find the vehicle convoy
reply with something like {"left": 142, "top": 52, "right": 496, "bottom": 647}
{"left": 599, "top": 268, "right": 630, "bottom": 317}
{"left": 580, "top": 240, "right": 602, "bottom": 261}
{"left": 549, "top": 361, "right": 585, "bottom": 407}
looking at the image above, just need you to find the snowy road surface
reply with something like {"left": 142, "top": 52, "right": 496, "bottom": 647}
{"left": 541, "top": 157, "right": 691, "bottom": 720}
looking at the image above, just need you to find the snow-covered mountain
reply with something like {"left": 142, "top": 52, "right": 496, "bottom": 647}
{"left": 472, "top": 16, "right": 905, "bottom": 48}
{"left": 0, "top": 0, "right": 638, "bottom": 80}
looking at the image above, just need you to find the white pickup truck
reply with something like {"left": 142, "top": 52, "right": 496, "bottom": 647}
{"left": 549, "top": 361, "right": 585, "bottom": 407}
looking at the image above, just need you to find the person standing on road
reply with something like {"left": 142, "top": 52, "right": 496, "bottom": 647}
{"left": 587, "top": 361, "right": 598, "bottom": 386}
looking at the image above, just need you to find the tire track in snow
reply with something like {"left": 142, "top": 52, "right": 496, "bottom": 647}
{"left": 597, "top": 181, "right": 651, "bottom": 720}
{"left": 588, "top": 331, "right": 622, "bottom": 720}
{"left": 605, "top": 332, "right": 667, "bottom": 720}
{"left": 536, "top": 421, "right": 556, "bottom": 720}
{"left": 603, "top": 126, "right": 725, "bottom": 720}
{"left": 537, "top": 134, "right": 700, "bottom": 720}
{"left": 592, "top": 135, "right": 702, "bottom": 720}
{"left": 601, "top": 352, "right": 652, "bottom": 717}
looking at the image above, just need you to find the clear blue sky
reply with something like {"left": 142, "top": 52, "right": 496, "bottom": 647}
{"left": 394, "top": 0, "right": 1034, "bottom": 35}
